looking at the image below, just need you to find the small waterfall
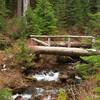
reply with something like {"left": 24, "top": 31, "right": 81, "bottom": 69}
{"left": 33, "top": 71, "right": 59, "bottom": 81}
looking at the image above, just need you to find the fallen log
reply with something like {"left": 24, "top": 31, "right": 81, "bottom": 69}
{"left": 30, "top": 46, "right": 100, "bottom": 56}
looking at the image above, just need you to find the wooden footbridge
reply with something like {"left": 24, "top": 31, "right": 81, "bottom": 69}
{"left": 29, "top": 35, "right": 100, "bottom": 56}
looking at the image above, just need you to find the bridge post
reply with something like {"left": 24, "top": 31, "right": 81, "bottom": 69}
{"left": 68, "top": 37, "right": 71, "bottom": 47}
{"left": 92, "top": 37, "right": 96, "bottom": 48}
{"left": 48, "top": 37, "right": 51, "bottom": 46}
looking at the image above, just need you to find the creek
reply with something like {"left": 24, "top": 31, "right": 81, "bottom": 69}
{"left": 12, "top": 71, "right": 60, "bottom": 100}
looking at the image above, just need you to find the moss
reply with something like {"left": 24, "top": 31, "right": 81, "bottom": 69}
{"left": 0, "top": 88, "right": 12, "bottom": 100}
{"left": 57, "top": 88, "right": 67, "bottom": 100}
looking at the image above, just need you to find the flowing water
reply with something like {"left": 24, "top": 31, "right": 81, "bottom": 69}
{"left": 12, "top": 88, "right": 58, "bottom": 100}
{"left": 33, "top": 71, "right": 59, "bottom": 81}
{"left": 12, "top": 71, "right": 59, "bottom": 100}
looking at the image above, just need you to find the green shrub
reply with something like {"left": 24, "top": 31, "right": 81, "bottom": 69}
{"left": 6, "top": 39, "right": 34, "bottom": 68}
{"left": 16, "top": 39, "right": 34, "bottom": 68}
{"left": 5, "top": 39, "right": 34, "bottom": 68}
{"left": 57, "top": 88, "right": 67, "bottom": 100}
{"left": 75, "top": 56, "right": 100, "bottom": 79}
{"left": 0, "top": 88, "right": 12, "bottom": 100}
{"left": 88, "top": 12, "right": 100, "bottom": 34}
{"left": 82, "top": 56, "right": 100, "bottom": 67}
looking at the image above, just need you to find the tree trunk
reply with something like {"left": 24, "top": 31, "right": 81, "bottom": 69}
{"left": 23, "top": 0, "right": 30, "bottom": 16}
{"left": 17, "top": 0, "right": 22, "bottom": 16}
{"left": 30, "top": 46, "right": 100, "bottom": 56}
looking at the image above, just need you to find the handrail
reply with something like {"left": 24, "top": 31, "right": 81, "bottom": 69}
{"left": 30, "top": 35, "right": 94, "bottom": 38}
{"left": 30, "top": 35, "right": 95, "bottom": 48}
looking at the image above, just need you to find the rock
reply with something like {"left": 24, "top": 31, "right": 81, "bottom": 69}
{"left": 31, "top": 95, "right": 41, "bottom": 100}
{"left": 75, "top": 75, "right": 82, "bottom": 84}
{"left": 15, "top": 96, "right": 24, "bottom": 100}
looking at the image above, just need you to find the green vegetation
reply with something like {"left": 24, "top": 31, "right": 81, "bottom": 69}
{"left": 0, "top": 88, "right": 12, "bottom": 100}
{"left": 9, "top": 17, "right": 28, "bottom": 39}
{"left": 95, "top": 37, "right": 100, "bottom": 49}
{"left": 0, "top": 16, "right": 6, "bottom": 32}
{"left": 26, "top": 0, "right": 57, "bottom": 35}
{"left": 75, "top": 55, "right": 100, "bottom": 79}
{"left": 57, "top": 88, "right": 67, "bottom": 100}
{"left": 0, "top": 1, "right": 100, "bottom": 99}
{"left": 94, "top": 87, "right": 100, "bottom": 93}
{"left": 0, "top": 0, "right": 6, "bottom": 32}
{"left": 15, "top": 39, "right": 34, "bottom": 68}
{"left": 6, "top": 39, "right": 34, "bottom": 68}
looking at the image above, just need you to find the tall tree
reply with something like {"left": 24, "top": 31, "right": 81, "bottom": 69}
{"left": 26, "top": 0, "right": 57, "bottom": 35}
{"left": 0, "top": 0, "right": 6, "bottom": 15}
{"left": 50, "top": 0, "right": 90, "bottom": 33}
{"left": 0, "top": 0, "right": 6, "bottom": 31}
{"left": 89, "top": 0, "right": 98, "bottom": 14}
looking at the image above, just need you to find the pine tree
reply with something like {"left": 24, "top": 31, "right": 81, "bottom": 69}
{"left": 0, "top": 0, "right": 6, "bottom": 31}
{"left": 89, "top": 0, "right": 98, "bottom": 14}
{"left": 50, "top": 0, "right": 90, "bottom": 31}
{"left": 0, "top": 0, "right": 6, "bottom": 15}
{"left": 26, "top": 0, "right": 57, "bottom": 35}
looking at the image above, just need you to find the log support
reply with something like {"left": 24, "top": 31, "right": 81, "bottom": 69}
{"left": 29, "top": 35, "right": 99, "bottom": 56}
{"left": 30, "top": 46, "right": 100, "bottom": 56}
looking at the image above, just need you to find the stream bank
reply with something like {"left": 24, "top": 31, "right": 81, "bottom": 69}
{"left": 0, "top": 52, "right": 98, "bottom": 100}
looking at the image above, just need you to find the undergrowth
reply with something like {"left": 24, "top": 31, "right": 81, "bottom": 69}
{"left": 75, "top": 55, "right": 100, "bottom": 79}
{"left": 0, "top": 88, "right": 12, "bottom": 100}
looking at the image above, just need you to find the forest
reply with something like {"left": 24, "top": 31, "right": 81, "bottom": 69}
{"left": 0, "top": 0, "right": 100, "bottom": 100}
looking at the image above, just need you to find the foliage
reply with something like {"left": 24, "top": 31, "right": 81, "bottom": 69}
{"left": 82, "top": 55, "right": 100, "bottom": 67}
{"left": 5, "top": 0, "right": 17, "bottom": 16}
{"left": 26, "top": 0, "right": 57, "bottom": 35}
{"left": 75, "top": 56, "right": 100, "bottom": 79}
{"left": 88, "top": 12, "right": 100, "bottom": 34}
{"left": 6, "top": 39, "right": 34, "bottom": 68}
{"left": 0, "top": 15, "right": 6, "bottom": 32}
{"left": 0, "top": 0, "right": 7, "bottom": 32}
{"left": 0, "top": 88, "right": 12, "bottom": 100}
{"left": 50, "top": 0, "right": 89, "bottom": 31}
{"left": 57, "top": 88, "right": 67, "bottom": 100}
{"left": 9, "top": 17, "right": 30, "bottom": 39}
{"left": 0, "top": 0, "right": 6, "bottom": 15}
{"left": 15, "top": 39, "right": 34, "bottom": 68}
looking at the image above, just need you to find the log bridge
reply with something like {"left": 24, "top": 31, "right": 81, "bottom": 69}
{"left": 29, "top": 35, "right": 100, "bottom": 56}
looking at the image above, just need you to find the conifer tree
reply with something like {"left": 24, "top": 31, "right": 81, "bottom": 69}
{"left": 0, "top": 0, "right": 6, "bottom": 31}
{"left": 26, "top": 0, "right": 57, "bottom": 35}
{"left": 50, "top": 0, "right": 90, "bottom": 31}
{"left": 0, "top": 0, "right": 6, "bottom": 15}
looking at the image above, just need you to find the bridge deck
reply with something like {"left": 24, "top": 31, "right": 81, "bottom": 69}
{"left": 29, "top": 35, "right": 99, "bottom": 56}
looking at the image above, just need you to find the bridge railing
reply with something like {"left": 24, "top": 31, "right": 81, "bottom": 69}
{"left": 30, "top": 35, "right": 95, "bottom": 48}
